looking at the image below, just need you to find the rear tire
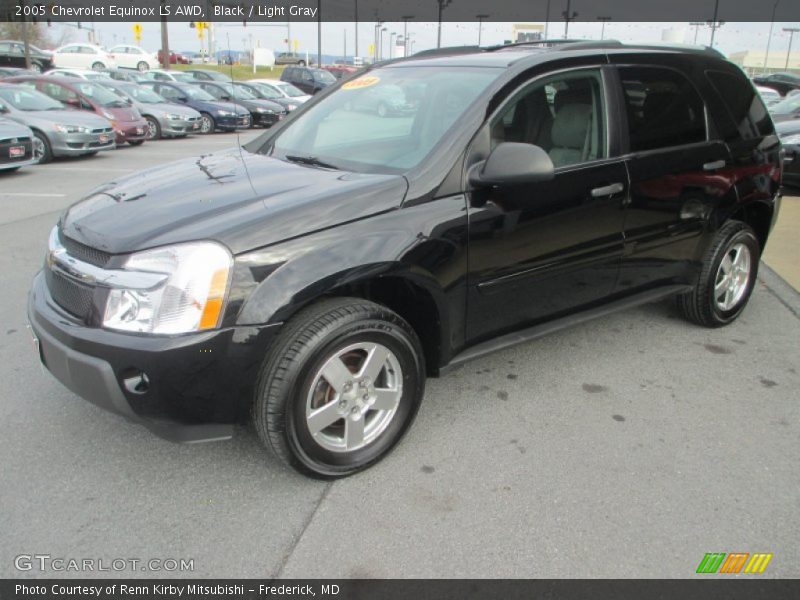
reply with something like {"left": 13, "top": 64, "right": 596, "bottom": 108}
{"left": 127, "top": 140, "right": 145, "bottom": 146}
{"left": 91, "top": 62, "right": 105, "bottom": 70}
{"left": 253, "top": 298, "right": 425, "bottom": 479}
{"left": 677, "top": 221, "right": 760, "bottom": 328}
{"left": 137, "top": 61, "right": 149, "bottom": 72}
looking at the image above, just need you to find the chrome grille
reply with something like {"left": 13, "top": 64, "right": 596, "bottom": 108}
{"left": 60, "top": 234, "right": 111, "bottom": 267}
{"left": 45, "top": 267, "right": 94, "bottom": 320}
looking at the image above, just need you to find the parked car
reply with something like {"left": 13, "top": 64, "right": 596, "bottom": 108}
{"left": 0, "top": 116, "right": 35, "bottom": 171}
{"left": 183, "top": 69, "right": 232, "bottom": 82}
{"left": 45, "top": 68, "right": 112, "bottom": 81}
{"left": 768, "top": 93, "right": 800, "bottom": 123}
{"left": 157, "top": 50, "right": 191, "bottom": 65}
{"left": 8, "top": 76, "right": 147, "bottom": 145}
{"left": 99, "top": 80, "right": 201, "bottom": 140}
{"left": 343, "top": 83, "right": 416, "bottom": 117}
{"left": 0, "top": 67, "right": 39, "bottom": 79}
{"left": 752, "top": 72, "right": 800, "bottom": 97}
{"left": 100, "top": 68, "right": 148, "bottom": 83}
{"left": 0, "top": 83, "right": 114, "bottom": 163}
{"left": 27, "top": 43, "right": 780, "bottom": 478}
{"left": 193, "top": 81, "right": 285, "bottom": 127}
{"left": 51, "top": 43, "right": 117, "bottom": 70}
{"left": 246, "top": 78, "right": 311, "bottom": 104}
{"left": 0, "top": 40, "right": 54, "bottom": 72}
{"left": 107, "top": 45, "right": 159, "bottom": 71}
{"left": 280, "top": 66, "right": 336, "bottom": 95}
{"left": 275, "top": 52, "right": 312, "bottom": 66}
{"left": 756, "top": 85, "right": 781, "bottom": 107}
{"left": 323, "top": 64, "right": 359, "bottom": 79}
{"left": 141, "top": 81, "right": 250, "bottom": 133}
{"left": 776, "top": 119, "right": 800, "bottom": 187}
{"left": 139, "top": 69, "right": 195, "bottom": 83}
{"left": 234, "top": 81, "right": 301, "bottom": 112}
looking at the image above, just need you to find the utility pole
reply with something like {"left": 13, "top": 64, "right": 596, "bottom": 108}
{"left": 380, "top": 27, "right": 386, "bottom": 60}
{"left": 354, "top": 0, "right": 358, "bottom": 59}
{"left": 402, "top": 16, "right": 414, "bottom": 57}
{"left": 477, "top": 14, "right": 489, "bottom": 46}
{"left": 784, "top": 27, "right": 800, "bottom": 69}
{"left": 389, "top": 32, "right": 396, "bottom": 58}
{"left": 544, "top": 0, "right": 551, "bottom": 39}
{"left": 562, "top": 0, "right": 578, "bottom": 39}
{"left": 343, "top": 29, "right": 347, "bottom": 60}
{"left": 437, "top": 0, "right": 452, "bottom": 48}
{"left": 707, "top": 0, "right": 724, "bottom": 48}
{"left": 763, "top": 1, "right": 780, "bottom": 74}
{"left": 597, "top": 16, "right": 611, "bottom": 40}
{"left": 21, "top": 15, "right": 31, "bottom": 70}
{"left": 690, "top": 22, "right": 704, "bottom": 44}
{"left": 160, "top": 1, "right": 170, "bottom": 70}
{"left": 317, "top": 0, "right": 322, "bottom": 67}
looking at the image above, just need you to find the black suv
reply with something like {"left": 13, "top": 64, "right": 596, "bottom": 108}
{"left": 280, "top": 65, "right": 336, "bottom": 95}
{"left": 28, "top": 42, "right": 782, "bottom": 478}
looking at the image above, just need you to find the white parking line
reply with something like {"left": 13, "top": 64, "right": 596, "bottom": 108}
{"left": 0, "top": 192, "right": 67, "bottom": 197}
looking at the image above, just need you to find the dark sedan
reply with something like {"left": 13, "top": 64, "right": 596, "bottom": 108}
{"left": 769, "top": 94, "right": 800, "bottom": 123}
{"left": 0, "top": 41, "right": 53, "bottom": 73}
{"left": 141, "top": 81, "right": 250, "bottom": 133}
{"left": 193, "top": 81, "right": 285, "bottom": 127}
{"left": 777, "top": 119, "right": 800, "bottom": 187}
{"left": 753, "top": 72, "right": 800, "bottom": 97}
{"left": 233, "top": 81, "right": 301, "bottom": 112}
{"left": 183, "top": 69, "right": 232, "bottom": 82}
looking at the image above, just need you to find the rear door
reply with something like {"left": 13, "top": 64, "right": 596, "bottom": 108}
{"left": 612, "top": 63, "right": 730, "bottom": 292}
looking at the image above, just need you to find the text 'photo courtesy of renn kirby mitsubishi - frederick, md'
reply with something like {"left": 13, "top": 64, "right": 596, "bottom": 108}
{"left": 0, "top": 0, "right": 799, "bottom": 596}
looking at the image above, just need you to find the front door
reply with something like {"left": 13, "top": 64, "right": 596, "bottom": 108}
{"left": 466, "top": 67, "right": 628, "bottom": 343}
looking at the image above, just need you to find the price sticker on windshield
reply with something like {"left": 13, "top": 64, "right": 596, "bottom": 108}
{"left": 342, "top": 76, "right": 380, "bottom": 90}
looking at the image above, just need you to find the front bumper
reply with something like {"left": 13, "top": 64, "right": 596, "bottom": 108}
{"left": 160, "top": 115, "right": 201, "bottom": 136}
{"left": 251, "top": 112, "right": 282, "bottom": 127}
{"left": 51, "top": 130, "right": 115, "bottom": 157}
{"left": 114, "top": 120, "right": 148, "bottom": 144}
{"left": 28, "top": 271, "right": 282, "bottom": 442}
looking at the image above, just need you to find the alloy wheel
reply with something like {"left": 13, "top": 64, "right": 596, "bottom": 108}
{"left": 714, "top": 242, "right": 752, "bottom": 312}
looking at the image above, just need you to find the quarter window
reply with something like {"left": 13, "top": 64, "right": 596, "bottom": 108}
{"left": 619, "top": 67, "right": 706, "bottom": 152}
{"left": 706, "top": 70, "right": 773, "bottom": 139}
{"left": 491, "top": 70, "right": 607, "bottom": 168}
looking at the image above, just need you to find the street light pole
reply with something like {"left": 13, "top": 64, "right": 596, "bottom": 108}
{"left": 763, "top": 1, "right": 780, "bottom": 74}
{"left": 597, "top": 16, "right": 611, "bottom": 40}
{"left": 402, "top": 16, "right": 413, "bottom": 58}
{"left": 317, "top": 0, "right": 322, "bottom": 67}
{"left": 437, "top": 0, "right": 452, "bottom": 48}
{"left": 784, "top": 27, "right": 800, "bottom": 69}
{"left": 389, "top": 32, "right": 396, "bottom": 59}
{"left": 707, "top": 0, "right": 724, "bottom": 48}
{"left": 354, "top": 0, "right": 358, "bottom": 59}
{"left": 562, "top": 0, "right": 578, "bottom": 39}
{"left": 690, "top": 22, "right": 704, "bottom": 44}
{"left": 477, "top": 14, "right": 489, "bottom": 46}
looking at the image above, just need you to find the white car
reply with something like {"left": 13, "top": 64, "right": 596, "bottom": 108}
{"left": 755, "top": 85, "right": 781, "bottom": 107}
{"left": 139, "top": 69, "right": 196, "bottom": 83}
{"left": 247, "top": 78, "right": 311, "bottom": 104}
{"left": 52, "top": 43, "right": 117, "bottom": 70}
{"left": 45, "top": 68, "right": 111, "bottom": 81}
{"left": 108, "top": 45, "right": 159, "bottom": 71}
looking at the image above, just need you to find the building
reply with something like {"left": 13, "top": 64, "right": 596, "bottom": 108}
{"left": 729, "top": 50, "right": 800, "bottom": 75}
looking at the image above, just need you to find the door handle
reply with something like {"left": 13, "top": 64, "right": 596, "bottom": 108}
{"left": 703, "top": 159, "right": 726, "bottom": 171}
{"left": 590, "top": 182, "right": 624, "bottom": 198}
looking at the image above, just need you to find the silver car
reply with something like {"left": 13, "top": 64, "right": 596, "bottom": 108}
{"left": 0, "top": 117, "right": 35, "bottom": 171}
{"left": 98, "top": 80, "right": 201, "bottom": 139}
{"left": 0, "top": 83, "right": 115, "bottom": 163}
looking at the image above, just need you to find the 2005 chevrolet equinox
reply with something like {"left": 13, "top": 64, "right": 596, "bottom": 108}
{"left": 28, "top": 41, "right": 782, "bottom": 478}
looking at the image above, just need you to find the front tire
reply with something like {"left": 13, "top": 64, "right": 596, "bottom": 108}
{"left": 137, "top": 61, "right": 149, "bottom": 72}
{"left": 677, "top": 221, "right": 760, "bottom": 327}
{"left": 32, "top": 130, "right": 52, "bottom": 164}
{"left": 253, "top": 298, "right": 425, "bottom": 479}
{"left": 145, "top": 116, "right": 161, "bottom": 140}
{"left": 91, "top": 61, "right": 105, "bottom": 70}
{"left": 199, "top": 112, "right": 215, "bottom": 134}
{"left": 127, "top": 140, "right": 145, "bottom": 146}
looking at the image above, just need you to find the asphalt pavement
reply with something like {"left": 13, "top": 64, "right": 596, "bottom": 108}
{"left": 1, "top": 133, "right": 798, "bottom": 579}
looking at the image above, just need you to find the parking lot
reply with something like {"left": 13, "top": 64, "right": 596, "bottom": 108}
{"left": 1, "top": 134, "right": 798, "bottom": 578}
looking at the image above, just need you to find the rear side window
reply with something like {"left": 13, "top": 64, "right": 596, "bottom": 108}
{"left": 619, "top": 67, "right": 706, "bottom": 152}
{"left": 706, "top": 70, "right": 774, "bottom": 139}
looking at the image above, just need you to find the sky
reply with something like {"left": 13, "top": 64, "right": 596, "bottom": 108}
{"left": 48, "top": 20, "right": 800, "bottom": 61}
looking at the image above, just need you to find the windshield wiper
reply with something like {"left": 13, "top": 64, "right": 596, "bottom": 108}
{"left": 284, "top": 155, "right": 339, "bottom": 170}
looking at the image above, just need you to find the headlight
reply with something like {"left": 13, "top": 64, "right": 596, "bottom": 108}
{"left": 53, "top": 124, "right": 89, "bottom": 133}
{"left": 162, "top": 112, "right": 182, "bottom": 119}
{"left": 217, "top": 109, "right": 234, "bottom": 116}
{"left": 103, "top": 242, "right": 232, "bottom": 335}
{"left": 781, "top": 133, "right": 800, "bottom": 145}
{"left": 255, "top": 107, "right": 274, "bottom": 114}
{"left": 102, "top": 110, "right": 115, "bottom": 120}
{"left": 286, "top": 104, "right": 298, "bottom": 111}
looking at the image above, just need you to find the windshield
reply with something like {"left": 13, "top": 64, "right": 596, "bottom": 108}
{"left": 771, "top": 95, "right": 800, "bottom": 115}
{"left": 125, "top": 85, "right": 164, "bottom": 103}
{"left": 75, "top": 82, "right": 128, "bottom": 107}
{"left": 0, "top": 86, "right": 63, "bottom": 111}
{"left": 312, "top": 69, "right": 336, "bottom": 83}
{"left": 268, "top": 66, "right": 499, "bottom": 173}
{"left": 222, "top": 83, "right": 255, "bottom": 100}
{"left": 249, "top": 83, "right": 282, "bottom": 99}
{"left": 180, "top": 85, "right": 215, "bottom": 101}
{"left": 278, "top": 82, "right": 305, "bottom": 97}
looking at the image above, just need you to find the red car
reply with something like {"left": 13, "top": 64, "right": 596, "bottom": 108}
{"left": 7, "top": 76, "right": 148, "bottom": 145}
{"left": 157, "top": 50, "right": 191, "bottom": 65}
{"left": 323, "top": 64, "right": 359, "bottom": 79}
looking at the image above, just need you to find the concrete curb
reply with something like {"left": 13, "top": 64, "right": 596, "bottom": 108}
{"left": 759, "top": 262, "right": 800, "bottom": 321}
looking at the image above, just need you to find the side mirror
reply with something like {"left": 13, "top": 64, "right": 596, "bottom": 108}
{"left": 0, "top": 102, "right": 7, "bottom": 113}
{"left": 177, "top": 96, "right": 189, "bottom": 103}
{"left": 221, "top": 94, "right": 231, "bottom": 101}
{"left": 468, "top": 142, "right": 555, "bottom": 188}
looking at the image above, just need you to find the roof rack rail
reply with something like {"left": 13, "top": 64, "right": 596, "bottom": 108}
{"left": 486, "top": 39, "right": 584, "bottom": 52}
{"left": 410, "top": 46, "right": 484, "bottom": 58}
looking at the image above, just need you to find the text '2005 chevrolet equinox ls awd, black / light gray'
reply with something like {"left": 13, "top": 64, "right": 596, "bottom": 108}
{"left": 28, "top": 41, "right": 783, "bottom": 478}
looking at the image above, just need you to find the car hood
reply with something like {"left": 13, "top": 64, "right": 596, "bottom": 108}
{"left": 105, "top": 105, "right": 142, "bottom": 122}
{"left": 776, "top": 119, "right": 800, "bottom": 137}
{"left": 0, "top": 118, "right": 32, "bottom": 137}
{"left": 190, "top": 99, "right": 248, "bottom": 115}
{"left": 140, "top": 102, "right": 201, "bottom": 118}
{"left": 12, "top": 108, "right": 112, "bottom": 129}
{"left": 60, "top": 148, "right": 409, "bottom": 255}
